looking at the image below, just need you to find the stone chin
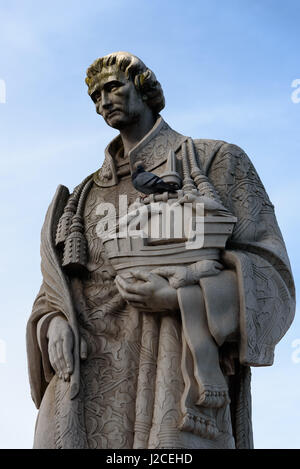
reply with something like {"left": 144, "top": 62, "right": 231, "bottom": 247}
{"left": 105, "top": 112, "right": 140, "bottom": 130}
{"left": 104, "top": 115, "right": 123, "bottom": 129}
{"left": 97, "top": 111, "right": 124, "bottom": 129}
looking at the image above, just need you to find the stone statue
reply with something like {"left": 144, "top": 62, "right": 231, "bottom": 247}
{"left": 26, "top": 52, "right": 295, "bottom": 449}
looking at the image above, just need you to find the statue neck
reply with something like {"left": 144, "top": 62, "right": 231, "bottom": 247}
{"left": 119, "top": 109, "right": 156, "bottom": 157}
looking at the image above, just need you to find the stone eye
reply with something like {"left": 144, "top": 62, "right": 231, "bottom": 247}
{"left": 91, "top": 91, "right": 101, "bottom": 103}
{"left": 109, "top": 85, "right": 119, "bottom": 92}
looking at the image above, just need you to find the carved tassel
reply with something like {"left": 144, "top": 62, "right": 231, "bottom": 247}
{"left": 181, "top": 140, "right": 196, "bottom": 192}
{"left": 61, "top": 178, "right": 94, "bottom": 277}
{"left": 55, "top": 198, "right": 77, "bottom": 247}
{"left": 62, "top": 215, "right": 88, "bottom": 277}
{"left": 55, "top": 174, "right": 93, "bottom": 247}
{"left": 186, "top": 138, "right": 224, "bottom": 205}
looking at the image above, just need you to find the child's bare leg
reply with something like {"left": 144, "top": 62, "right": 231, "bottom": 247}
{"left": 178, "top": 285, "right": 230, "bottom": 408}
{"left": 199, "top": 270, "right": 239, "bottom": 347}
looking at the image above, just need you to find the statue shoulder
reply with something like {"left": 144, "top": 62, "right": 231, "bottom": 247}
{"left": 52, "top": 173, "right": 95, "bottom": 206}
{"left": 192, "top": 138, "right": 249, "bottom": 174}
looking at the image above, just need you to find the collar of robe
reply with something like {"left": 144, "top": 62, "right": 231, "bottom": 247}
{"left": 93, "top": 116, "right": 187, "bottom": 187}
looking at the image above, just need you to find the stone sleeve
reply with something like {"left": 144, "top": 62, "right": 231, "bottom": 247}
{"left": 206, "top": 143, "right": 295, "bottom": 365}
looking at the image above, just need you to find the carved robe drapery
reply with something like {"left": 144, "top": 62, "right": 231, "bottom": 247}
{"left": 27, "top": 117, "right": 295, "bottom": 449}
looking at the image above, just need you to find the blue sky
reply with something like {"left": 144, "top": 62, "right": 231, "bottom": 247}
{"left": 0, "top": 0, "right": 299, "bottom": 449}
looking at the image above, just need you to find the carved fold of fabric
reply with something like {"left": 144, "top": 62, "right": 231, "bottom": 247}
{"left": 39, "top": 186, "right": 91, "bottom": 448}
{"left": 233, "top": 364, "right": 254, "bottom": 449}
{"left": 39, "top": 185, "right": 89, "bottom": 446}
{"left": 26, "top": 284, "right": 54, "bottom": 408}
{"left": 222, "top": 249, "right": 295, "bottom": 366}
{"left": 54, "top": 377, "right": 88, "bottom": 449}
{"left": 207, "top": 143, "right": 295, "bottom": 366}
{"left": 133, "top": 313, "right": 159, "bottom": 448}
{"left": 147, "top": 315, "right": 184, "bottom": 449}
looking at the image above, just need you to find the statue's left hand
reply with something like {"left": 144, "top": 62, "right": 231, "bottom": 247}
{"left": 47, "top": 316, "right": 88, "bottom": 381}
{"left": 115, "top": 270, "right": 179, "bottom": 314}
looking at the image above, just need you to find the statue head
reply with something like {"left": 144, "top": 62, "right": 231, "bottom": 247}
{"left": 85, "top": 51, "right": 165, "bottom": 129}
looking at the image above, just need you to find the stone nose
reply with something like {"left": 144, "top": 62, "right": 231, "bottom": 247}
{"left": 101, "top": 90, "right": 112, "bottom": 109}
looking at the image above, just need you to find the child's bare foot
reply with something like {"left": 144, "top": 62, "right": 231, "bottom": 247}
{"left": 197, "top": 384, "right": 230, "bottom": 408}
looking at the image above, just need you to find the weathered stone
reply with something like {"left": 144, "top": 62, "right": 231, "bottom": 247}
{"left": 26, "top": 51, "right": 295, "bottom": 449}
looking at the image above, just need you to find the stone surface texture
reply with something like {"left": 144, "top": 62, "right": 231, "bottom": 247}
{"left": 26, "top": 52, "right": 295, "bottom": 449}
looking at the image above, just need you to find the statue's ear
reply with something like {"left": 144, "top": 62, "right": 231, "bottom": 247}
{"left": 134, "top": 75, "right": 148, "bottom": 101}
{"left": 134, "top": 71, "right": 150, "bottom": 92}
{"left": 134, "top": 74, "right": 142, "bottom": 91}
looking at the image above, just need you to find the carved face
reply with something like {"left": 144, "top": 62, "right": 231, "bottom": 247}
{"left": 90, "top": 66, "right": 148, "bottom": 130}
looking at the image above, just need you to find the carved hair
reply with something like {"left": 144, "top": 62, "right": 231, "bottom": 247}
{"left": 85, "top": 51, "right": 165, "bottom": 114}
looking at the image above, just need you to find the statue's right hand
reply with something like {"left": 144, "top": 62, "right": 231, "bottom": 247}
{"left": 47, "top": 316, "right": 74, "bottom": 381}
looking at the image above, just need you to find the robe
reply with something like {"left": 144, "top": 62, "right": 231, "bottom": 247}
{"left": 26, "top": 116, "right": 295, "bottom": 449}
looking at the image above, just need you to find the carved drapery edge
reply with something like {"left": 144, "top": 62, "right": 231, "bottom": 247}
{"left": 41, "top": 184, "right": 81, "bottom": 397}
{"left": 40, "top": 184, "right": 89, "bottom": 447}
{"left": 234, "top": 365, "right": 253, "bottom": 449}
